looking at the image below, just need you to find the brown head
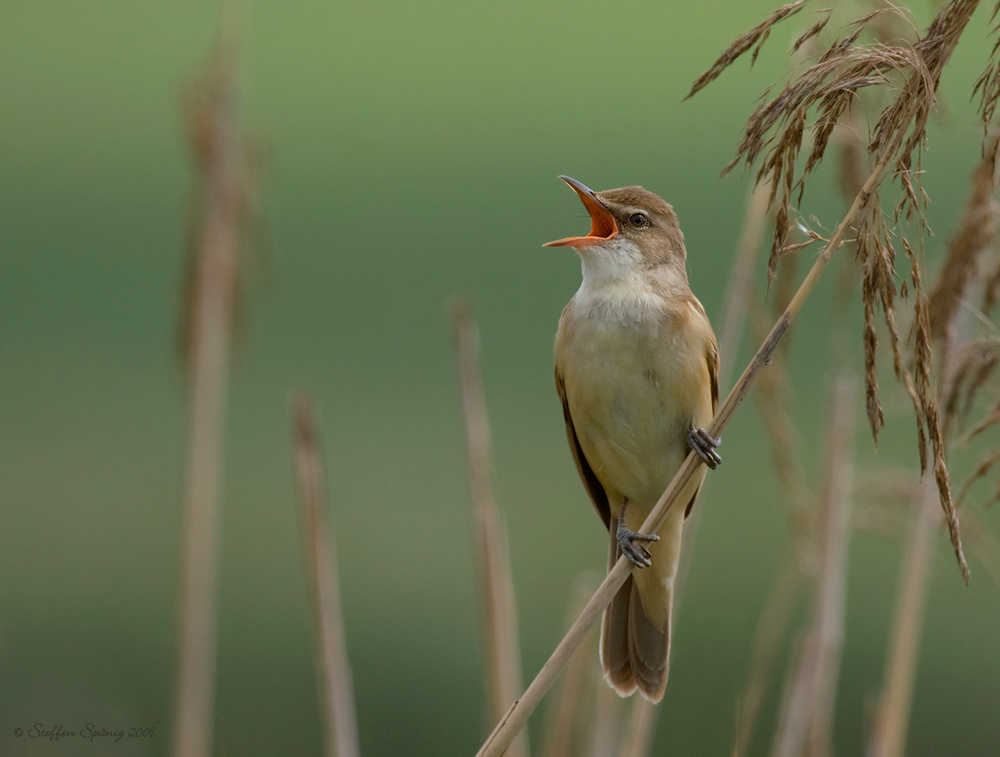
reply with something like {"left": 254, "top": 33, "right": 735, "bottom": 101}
{"left": 544, "top": 176, "right": 687, "bottom": 271}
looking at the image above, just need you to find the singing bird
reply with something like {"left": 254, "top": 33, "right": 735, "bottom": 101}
{"left": 547, "top": 176, "right": 721, "bottom": 702}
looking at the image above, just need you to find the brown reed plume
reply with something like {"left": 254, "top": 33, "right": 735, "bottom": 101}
{"left": 171, "top": 11, "right": 258, "bottom": 757}
{"left": 868, "top": 119, "right": 1000, "bottom": 757}
{"left": 291, "top": 396, "right": 362, "bottom": 757}
{"left": 691, "top": 0, "right": 987, "bottom": 581}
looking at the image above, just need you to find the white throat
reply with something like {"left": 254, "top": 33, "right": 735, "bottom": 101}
{"left": 574, "top": 238, "right": 682, "bottom": 324}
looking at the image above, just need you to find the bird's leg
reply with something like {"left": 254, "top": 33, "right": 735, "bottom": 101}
{"left": 688, "top": 427, "right": 722, "bottom": 469}
{"left": 616, "top": 498, "right": 659, "bottom": 569}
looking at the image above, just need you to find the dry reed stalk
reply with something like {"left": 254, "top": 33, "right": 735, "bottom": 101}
{"left": 733, "top": 551, "right": 805, "bottom": 757}
{"left": 955, "top": 394, "right": 1000, "bottom": 445}
{"left": 475, "top": 148, "right": 895, "bottom": 757}
{"left": 928, "top": 132, "right": 1000, "bottom": 336}
{"left": 171, "top": 20, "right": 250, "bottom": 757}
{"left": 868, "top": 222, "right": 979, "bottom": 757}
{"left": 669, "top": 178, "right": 774, "bottom": 716}
{"left": 291, "top": 396, "right": 362, "bottom": 757}
{"left": 866, "top": 474, "right": 939, "bottom": 757}
{"left": 587, "top": 670, "right": 623, "bottom": 757}
{"left": 718, "top": 182, "right": 774, "bottom": 379}
{"left": 750, "top": 296, "right": 813, "bottom": 540}
{"left": 451, "top": 301, "right": 529, "bottom": 757}
{"left": 615, "top": 699, "right": 657, "bottom": 757}
{"left": 538, "top": 574, "right": 601, "bottom": 757}
{"left": 954, "top": 447, "right": 1000, "bottom": 507}
{"left": 961, "top": 508, "right": 1000, "bottom": 587}
{"left": 770, "top": 376, "right": 856, "bottom": 757}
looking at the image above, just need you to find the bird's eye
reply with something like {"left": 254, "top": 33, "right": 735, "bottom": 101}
{"left": 629, "top": 213, "right": 648, "bottom": 227}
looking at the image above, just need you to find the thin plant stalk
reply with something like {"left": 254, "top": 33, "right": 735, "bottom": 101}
{"left": 667, "top": 178, "right": 773, "bottom": 757}
{"left": 538, "top": 574, "right": 601, "bottom": 757}
{"left": 616, "top": 699, "right": 658, "bottom": 757}
{"left": 675, "top": 178, "right": 772, "bottom": 610}
{"left": 475, "top": 150, "right": 895, "bottom": 757}
{"left": 866, "top": 475, "right": 938, "bottom": 757}
{"left": 587, "top": 671, "right": 623, "bottom": 757}
{"left": 771, "top": 376, "right": 856, "bottom": 757}
{"left": 734, "top": 550, "right": 805, "bottom": 757}
{"left": 717, "top": 181, "right": 773, "bottom": 381}
{"left": 171, "top": 34, "right": 244, "bottom": 757}
{"left": 452, "top": 301, "right": 529, "bottom": 757}
{"left": 292, "top": 395, "right": 362, "bottom": 757}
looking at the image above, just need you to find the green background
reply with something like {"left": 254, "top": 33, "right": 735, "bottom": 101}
{"left": 2, "top": 1, "right": 998, "bottom": 755}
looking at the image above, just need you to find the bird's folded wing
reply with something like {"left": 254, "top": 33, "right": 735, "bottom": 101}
{"left": 555, "top": 365, "right": 612, "bottom": 531}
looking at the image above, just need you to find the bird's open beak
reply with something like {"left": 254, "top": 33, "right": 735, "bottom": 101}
{"left": 543, "top": 175, "right": 618, "bottom": 247}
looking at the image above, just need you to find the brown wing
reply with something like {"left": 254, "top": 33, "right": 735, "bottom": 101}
{"left": 708, "top": 336, "right": 720, "bottom": 413}
{"left": 684, "top": 306, "right": 720, "bottom": 519}
{"left": 555, "top": 366, "right": 612, "bottom": 531}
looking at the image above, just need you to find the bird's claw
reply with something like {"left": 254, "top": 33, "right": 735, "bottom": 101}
{"left": 689, "top": 427, "right": 722, "bottom": 469}
{"left": 616, "top": 522, "right": 659, "bottom": 568}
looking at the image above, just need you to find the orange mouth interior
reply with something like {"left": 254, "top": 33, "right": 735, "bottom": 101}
{"left": 544, "top": 177, "right": 618, "bottom": 247}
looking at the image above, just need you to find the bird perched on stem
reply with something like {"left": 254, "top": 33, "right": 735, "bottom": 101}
{"left": 547, "top": 176, "right": 720, "bottom": 702}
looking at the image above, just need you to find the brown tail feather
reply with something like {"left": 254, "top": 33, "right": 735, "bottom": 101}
{"left": 600, "top": 572, "right": 637, "bottom": 696}
{"left": 628, "top": 580, "right": 670, "bottom": 701}
{"left": 600, "top": 533, "right": 672, "bottom": 702}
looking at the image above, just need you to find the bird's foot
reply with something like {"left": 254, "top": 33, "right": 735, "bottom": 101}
{"left": 616, "top": 521, "right": 659, "bottom": 568}
{"left": 689, "top": 427, "right": 721, "bottom": 469}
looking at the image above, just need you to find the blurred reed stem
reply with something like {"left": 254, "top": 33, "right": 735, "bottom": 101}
{"left": 771, "top": 376, "right": 856, "bottom": 757}
{"left": 452, "top": 300, "right": 529, "bottom": 757}
{"left": 734, "top": 551, "right": 804, "bottom": 756}
{"left": 866, "top": 475, "right": 938, "bottom": 757}
{"left": 616, "top": 699, "right": 657, "bottom": 757}
{"left": 539, "top": 574, "right": 601, "bottom": 757}
{"left": 292, "top": 395, "right": 362, "bottom": 757}
{"left": 171, "top": 25, "right": 244, "bottom": 757}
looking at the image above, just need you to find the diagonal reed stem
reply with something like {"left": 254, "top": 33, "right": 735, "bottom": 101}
{"left": 292, "top": 395, "right": 362, "bottom": 757}
{"left": 474, "top": 152, "right": 894, "bottom": 757}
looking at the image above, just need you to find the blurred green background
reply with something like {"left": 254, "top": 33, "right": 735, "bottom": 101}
{"left": 2, "top": 1, "right": 999, "bottom": 755}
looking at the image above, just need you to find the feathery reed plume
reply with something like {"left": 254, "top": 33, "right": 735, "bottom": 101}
{"left": 955, "top": 393, "right": 1000, "bottom": 445}
{"left": 690, "top": 0, "right": 984, "bottom": 580}
{"left": 962, "top": 508, "right": 1000, "bottom": 586}
{"left": 539, "top": 575, "right": 601, "bottom": 757}
{"left": 942, "top": 338, "right": 1000, "bottom": 428}
{"left": 955, "top": 447, "right": 1000, "bottom": 508}
{"left": 855, "top": 470, "right": 1000, "bottom": 590}
{"left": 685, "top": 0, "right": 810, "bottom": 101}
{"left": 171, "top": 14, "right": 255, "bottom": 757}
{"left": 868, "top": 159, "right": 996, "bottom": 753}
{"left": 928, "top": 133, "right": 1000, "bottom": 336}
{"left": 451, "top": 300, "right": 529, "bottom": 757}
{"left": 771, "top": 377, "right": 856, "bottom": 757}
{"left": 291, "top": 396, "right": 362, "bottom": 757}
